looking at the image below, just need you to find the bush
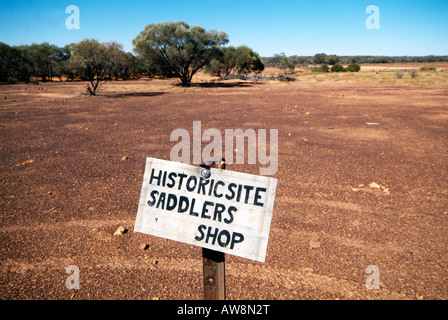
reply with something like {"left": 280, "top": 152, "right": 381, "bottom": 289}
{"left": 330, "top": 64, "right": 345, "bottom": 72}
{"left": 409, "top": 69, "right": 419, "bottom": 78}
{"left": 395, "top": 71, "right": 404, "bottom": 79}
{"left": 346, "top": 63, "right": 361, "bottom": 72}
{"left": 311, "top": 64, "right": 329, "bottom": 73}
{"left": 420, "top": 66, "right": 436, "bottom": 72}
{"left": 279, "top": 56, "right": 295, "bottom": 73}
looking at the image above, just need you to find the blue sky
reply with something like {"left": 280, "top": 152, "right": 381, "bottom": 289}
{"left": 0, "top": 0, "right": 447, "bottom": 56}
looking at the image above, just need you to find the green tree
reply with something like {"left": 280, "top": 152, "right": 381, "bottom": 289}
{"left": 19, "top": 43, "right": 65, "bottom": 81}
{"left": 325, "top": 54, "right": 340, "bottom": 65}
{"left": 313, "top": 53, "right": 327, "bottom": 65}
{"left": 203, "top": 58, "right": 225, "bottom": 77}
{"left": 133, "top": 21, "right": 228, "bottom": 86}
{"left": 346, "top": 63, "right": 361, "bottom": 72}
{"left": 290, "top": 55, "right": 312, "bottom": 67}
{"left": 204, "top": 46, "right": 236, "bottom": 76}
{"left": 330, "top": 64, "right": 345, "bottom": 72}
{"left": 119, "top": 52, "right": 139, "bottom": 80}
{"left": 321, "top": 64, "right": 329, "bottom": 72}
{"left": 104, "top": 42, "right": 135, "bottom": 80}
{"left": 204, "top": 45, "right": 264, "bottom": 76}
{"left": 59, "top": 44, "right": 74, "bottom": 80}
{"left": 0, "top": 42, "right": 21, "bottom": 81}
{"left": 234, "top": 45, "right": 264, "bottom": 74}
{"left": 279, "top": 56, "right": 295, "bottom": 74}
{"left": 69, "top": 39, "right": 112, "bottom": 95}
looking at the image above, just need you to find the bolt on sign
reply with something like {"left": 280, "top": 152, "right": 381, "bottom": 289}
{"left": 134, "top": 158, "right": 277, "bottom": 262}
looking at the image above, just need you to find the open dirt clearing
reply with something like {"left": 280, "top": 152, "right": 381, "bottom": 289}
{"left": 1, "top": 75, "right": 447, "bottom": 300}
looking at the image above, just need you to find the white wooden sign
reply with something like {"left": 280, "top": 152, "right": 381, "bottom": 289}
{"left": 134, "top": 158, "right": 277, "bottom": 262}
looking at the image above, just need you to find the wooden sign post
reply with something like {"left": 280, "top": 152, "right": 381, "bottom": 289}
{"left": 134, "top": 157, "right": 277, "bottom": 300}
{"left": 201, "top": 160, "right": 226, "bottom": 300}
{"left": 202, "top": 247, "right": 225, "bottom": 300}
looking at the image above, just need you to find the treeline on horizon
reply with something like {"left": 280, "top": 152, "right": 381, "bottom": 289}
{"left": 0, "top": 41, "right": 148, "bottom": 83}
{"left": 262, "top": 53, "right": 448, "bottom": 68}
{"left": 1, "top": 40, "right": 447, "bottom": 83}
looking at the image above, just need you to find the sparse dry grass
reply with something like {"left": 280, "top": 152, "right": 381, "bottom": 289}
{"left": 303, "top": 69, "right": 448, "bottom": 84}
{"left": 258, "top": 63, "right": 448, "bottom": 85}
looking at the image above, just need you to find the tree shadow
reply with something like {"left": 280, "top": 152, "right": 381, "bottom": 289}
{"left": 191, "top": 81, "right": 258, "bottom": 88}
{"left": 182, "top": 80, "right": 262, "bottom": 88}
{"left": 102, "top": 91, "right": 167, "bottom": 98}
{"left": 171, "top": 81, "right": 261, "bottom": 88}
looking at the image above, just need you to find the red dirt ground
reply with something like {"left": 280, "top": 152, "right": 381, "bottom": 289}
{"left": 0, "top": 76, "right": 447, "bottom": 300}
